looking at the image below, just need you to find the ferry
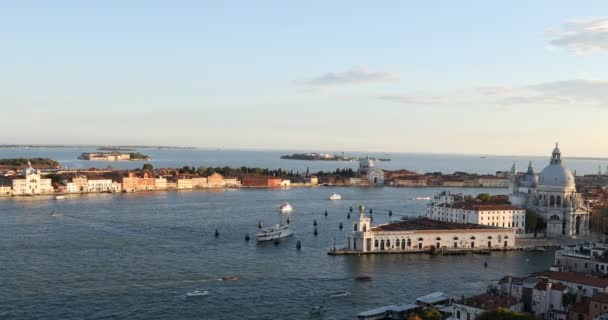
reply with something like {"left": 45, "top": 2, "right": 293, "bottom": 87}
{"left": 329, "top": 193, "right": 342, "bottom": 200}
{"left": 256, "top": 224, "right": 294, "bottom": 242}
{"left": 279, "top": 202, "right": 293, "bottom": 213}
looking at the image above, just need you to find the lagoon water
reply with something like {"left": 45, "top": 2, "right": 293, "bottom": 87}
{"left": 1, "top": 186, "right": 556, "bottom": 320}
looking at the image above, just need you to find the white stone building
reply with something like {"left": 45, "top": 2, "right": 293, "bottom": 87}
{"left": 359, "top": 157, "right": 384, "bottom": 185}
{"left": 345, "top": 206, "right": 516, "bottom": 252}
{"left": 427, "top": 193, "right": 526, "bottom": 235}
{"left": 554, "top": 241, "right": 608, "bottom": 274}
{"left": 508, "top": 144, "right": 590, "bottom": 237}
{"left": 0, "top": 161, "right": 53, "bottom": 195}
{"left": 87, "top": 179, "right": 115, "bottom": 192}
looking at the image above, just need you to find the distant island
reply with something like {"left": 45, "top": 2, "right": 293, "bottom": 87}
{"left": 0, "top": 158, "right": 61, "bottom": 168}
{"left": 280, "top": 153, "right": 391, "bottom": 162}
{"left": 78, "top": 152, "right": 151, "bottom": 161}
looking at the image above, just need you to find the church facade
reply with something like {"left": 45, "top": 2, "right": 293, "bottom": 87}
{"left": 508, "top": 144, "right": 589, "bottom": 238}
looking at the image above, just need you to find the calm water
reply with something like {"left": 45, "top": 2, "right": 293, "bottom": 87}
{"left": 1, "top": 187, "right": 555, "bottom": 320}
{"left": 0, "top": 147, "right": 605, "bottom": 175}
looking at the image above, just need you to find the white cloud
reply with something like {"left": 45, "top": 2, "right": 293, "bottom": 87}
{"left": 379, "top": 79, "right": 608, "bottom": 108}
{"left": 296, "top": 66, "right": 399, "bottom": 86}
{"left": 547, "top": 18, "right": 608, "bottom": 54}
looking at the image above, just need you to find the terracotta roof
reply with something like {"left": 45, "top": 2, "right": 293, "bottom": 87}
{"left": 372, "top": 218, "right": 506, "bottom": 232}
{"left": 534, "top": 280, "right": 568, "bottom": 291}
{"left": 436, "top": 202, "right": 522, "bottom": 211}
{"left": 592, "top": 292, "right": 608, "bottom": 304}
{"left": 539, "top": 271, "right": 608, "bottom": 288}
{"left": 460, "top": 293, "right": 519, "bottom": 310}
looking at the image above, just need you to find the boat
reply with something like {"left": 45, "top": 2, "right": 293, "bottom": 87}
{"left": 415, "top": 196, "right": 431, "bottom": 200}
{"left": 218, "top": 276, "right": 239, "bottom": 281}
{"left": 256, "top": 224, "right": 294, "bottom": 242}
{"left": 49, "top": 210, "right": 60, "bottom": 217}
{"left": 186, "top": 290, "right": 209, "bottom": 297}
{"left": 309, "top": 305, "right": 325, "bottom": 316}
{"left": 54, "top": 195, "right": 68, "bottom": 200}
{"left": 354, "top": 275, "right": 373, "bottom": 281}
{"left": 329, "top": 193, "right": 342, "bottom": 200}
{"left": 279, "top": 202, "right": 293, "bottom": 213}
{"left": 330, "top": 291, "right": 351, "bottom": 298}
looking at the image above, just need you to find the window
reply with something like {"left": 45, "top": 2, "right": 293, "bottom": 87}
{"left": 374, "top": 240, "right": 378, "bottom": 248}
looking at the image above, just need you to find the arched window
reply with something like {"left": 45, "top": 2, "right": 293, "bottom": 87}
{"left": 504, "top": 236, "right": 509, "bottom": 239}
{"left": 418, "top": 237, "right": 424, "bottom": 241}
{"left": 407, "top": 239, "right": 411, "bottom": 247}
{"left": 386, "top": 239, "right": 390, "bottom": 247}
{"left": 487, "top": 236, "right": 493, "bottom": 239}
{"left": 363, "top": 224, "right": 367, "bottom": 232}
{"left": 556, "top": 195, "right": 561, "bottom": 207}
{"left": 453, "top": 237, "right": 459, "bottom": 240}
{"left": 374, "top": 240, "right": 378, "bottom": 248}
{"left": 435, "top": 237, "right": 441, "bottom": 241}
{"left": 550, "top": 195, "right": 555, "bottom": 206}
{"left": 354, "top": 224, "right": 358, "bottom": 232}
{"left": 470, "top": 236, "right": 476, "bottom": 240}
{"left": 395, "top": 239, "right": 400, "bottom": 247}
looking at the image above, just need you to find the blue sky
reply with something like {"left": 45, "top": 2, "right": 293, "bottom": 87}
{"left": 1, "top": 1, "right": 608, "bottom": 156}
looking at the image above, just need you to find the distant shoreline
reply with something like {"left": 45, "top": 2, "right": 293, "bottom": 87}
{"left": 0, "top": 144, "right": 195, "bottom": 150}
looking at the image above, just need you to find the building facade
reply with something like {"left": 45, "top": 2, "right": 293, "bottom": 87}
{"left": 0, "top": 162, "right": 53, "bottom": 195}
{"left": 345, "top": 206, "right": 516, "bottom": 253}
{"left": 508, "top": 144, "right": 590, "bottom": 237}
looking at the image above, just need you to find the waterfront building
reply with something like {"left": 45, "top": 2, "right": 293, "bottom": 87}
{"left": 508, "top": 144, "right": 590, "bottom": 237}
{"left": 121, "top": 172, "right": 155, "bottom": 192}
{"left": 206, "top": 172, "right": 224, "bottom": 187}
{"left": 0, "top": 185, "right": 12, "bottom": 196}
{"left": 71, "top": 176, "right": 88, "bottom": 192}
{"left": 242, "top": 176, "right": 282, "bottom": 187}
{"left": 345, "top": 206, "right": 516, "bottom": 252}
{"left": 223, "top": 177, "right": 240, "bottom": 187}
{"left": 387, "top": 176, "right": 428, "bottom": 187}
{"left": 305, "top": 175, "right": 318, "bottom": 185}
{"left": 554, "top": 241, "right": 608, "bottom": 274}
{"left": 79, "top": 152, "right": 131, "bottom": 161}
{"left": 280, "top": 179, "right": 290, "bottom": 187}
{"left": 367, "top": 168, "right": 385, "bottom": 185}
{"left": 154, "top": 177, "right": 167, "bottom": 190}
{"left": 176, "top": 176, "right": 193, "bottom": 189}
{"left": 451, "top": 293, "right": 523, "bottom": 320}
{"left": 87, "top": 179, "right": 115, "bottom": 192}
{"left": 0, "top": 161, "right": 53, "bottom": 195}
{"left": 191, "top": 177, "right": 208, "bottom": 188}
{"left": 427, "top": 191, "right": 526, "bottom": 234}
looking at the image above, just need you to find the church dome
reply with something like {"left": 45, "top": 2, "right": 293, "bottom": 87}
{"left": 539, "top": 164, "right": 575, "bottom": 187}
{"left": 538, "top": 143, "right": 575, "bottom": 188}
{"left": 518, "top": 161, "right": 538, "bottom": 188}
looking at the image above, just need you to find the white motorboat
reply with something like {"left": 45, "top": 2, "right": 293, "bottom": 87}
{"left": 279, "top": 202, "right": 293, "bottom": 213}
{"left": 256, "top": 224, "right": 294, "bottom": 242}
{"left": 186, "top": 290, "right": 209, "bottom": 297}
{"left": 329, "top": 193, "right": 342, "bottom": 200}
{"left": 415, "top": 196, "right": 431, "bottom": 201}
{"left": 55, "top": 195, "right": 68, "bottom": 200}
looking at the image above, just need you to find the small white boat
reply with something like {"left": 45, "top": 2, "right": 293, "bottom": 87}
{"left": 186, "top": 290, "right": 209, "bottom": 297}
{"left": 279, "top": 202, "right": 293, "bottom": 213}
{"left": 310, "top": 305, "right": 325, "bottom": 315}
{"left": 55, "top": 195, "right": 68, "bottom": 200}
{"left": 415, "top": 196, "right": 431, "bottom": 200}
{"left": 329, "top": 193, "right": 342, "bottom": 200}
{"left": 256, "top": 224, "right": 294, "bottom": 242}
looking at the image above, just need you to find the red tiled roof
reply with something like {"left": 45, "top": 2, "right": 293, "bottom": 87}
{"left": 460, "top": 293, "right": 519, "bottom": 310}
{"left": 539, "top": 271, "right": 608, "bottom": 288}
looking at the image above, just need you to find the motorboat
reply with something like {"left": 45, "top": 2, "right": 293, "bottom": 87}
{"left": 49, "top": 210, "right": 60, "bottom": 217}
{"left": 256, "top": 224, "right": 294, "bottom": 242}
{"left": 330, "top": 291, "right": 351, "bottom": 298}
{"left": 54, "top": 195, "right": 68, "bottom": 200}
{"left": 279, "top": 202, "right": 293, "bottom": 213}
{"left": 354, "top": 276, "right": 373, "bottom": 281}
{"left": 415, "top": 196, "right": 431, "bottom": 201}
{"left": 186, "top": 290, "right": 209, "bottom": 297}
{"left": 310, "top": 305, "right": 325, "bottom": 316}
{"left": 329, "top": 193, "right": 342, "bottom": 200}
{"left": 218, "top": 276, "right": 239, "bottom": 281}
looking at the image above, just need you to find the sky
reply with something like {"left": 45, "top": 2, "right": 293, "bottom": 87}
{"left": 1, "top": 1, "right": 608, "bottom": 156}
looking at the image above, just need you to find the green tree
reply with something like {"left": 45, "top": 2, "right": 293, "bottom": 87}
{"left": 142, "top": 163, "right": 153, "bottom": 171}
{"left": 477, "top": 308, "right": 532, "bottom": 320}
{"left": 476, "top": 193, "right": 492, "bottom": 202}
{"left": 419, "top": 308, "right": 442, "bottom": 320}
{"left": 196, "top": 166, "right": 207, "bottom": 176}
{"left": 525, "top": 209, "right": 546, "bottom": 237}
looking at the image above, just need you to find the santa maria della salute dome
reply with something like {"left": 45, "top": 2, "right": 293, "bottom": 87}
{"left": 509, "top": 143, "right": 589, "bottom": 238}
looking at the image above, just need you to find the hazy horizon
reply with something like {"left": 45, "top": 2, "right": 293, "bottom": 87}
{"left": 2, "top": 1, "right": 608, "bottom": 156}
